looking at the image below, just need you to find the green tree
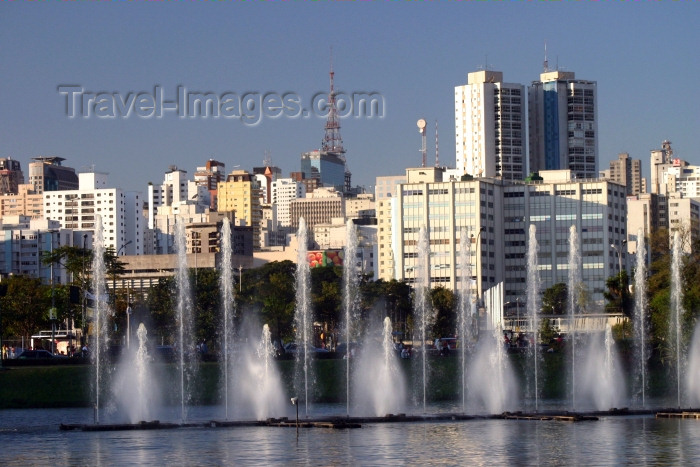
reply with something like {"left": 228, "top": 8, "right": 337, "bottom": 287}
{"left": 242, "top": 261, "right": 297, "bottom": 345}
{"left": 542, "top": 283, "right": 567, "bottom": 315}
{"left": 192, "top": 268, "right": 220, "bottom": 346}
{"left": 311, "top": 265, "right": 342, "bottom": 337}
{"left": 1, "top": 275, "right": 51, "bottom": 343}
{"left": 430, "top": 286, "right": 456, "bottom": 339}
{"left": 604, "top": 270, "right": 632, "bottom": 315}
{"left": 146, "top": 277, "right": 176, "bottom": 344}
{"left": 380, "top": 279, "right": 413, "bottom": 339}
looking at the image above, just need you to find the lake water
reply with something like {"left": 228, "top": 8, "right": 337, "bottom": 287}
{"left": 2, "top": 406, "right": 700, "bottom": 465}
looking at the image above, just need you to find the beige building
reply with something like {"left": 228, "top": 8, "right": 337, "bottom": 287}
{"left": 345, "top": 193, "right": 375, "bottom": 220}
{"left": 0, "top": 184, "right": 43, "bottom": 219}
{"left": 627, "top": 191, "right": 700, "bottom": 255}
{"left": 606, "top": 152, "right": 644, "bottom": 196}
{"left": 217, "top": 170, "right": 262, "bottom": 248}
{"left": 289, "top": 187, "right": 344, "bottom": 230}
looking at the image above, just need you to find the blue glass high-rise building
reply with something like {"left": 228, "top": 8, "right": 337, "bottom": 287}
{"left": 528, "top": 70, "right": 598, "bottom": 179}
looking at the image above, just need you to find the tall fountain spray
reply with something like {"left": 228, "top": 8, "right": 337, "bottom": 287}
{"left": 236, "top": 324, "right": 286, "bottom": 420}
{"left": 686, "top": 321, "right": 700, "bottom": 407}
{"left": 414, "top": 225, "right": 431, "bottom": 413}
{"left": 294, "top": 218, "right": 313, "bottom": 416}
{"left": 568, "top": 224, "right": 582, "bottom": 412}
{"left": 634, "top": 228, "right": 649, "bottom": 407}
{"left": 670, "top": 231, "right": 684, "bottom": 408}
{"left": 458, "top": 228, "right": 473, "bottom": 412}
{"left": 175, "top": 217, "right": 197, "bottom": 422}
{"left": 353, "top": 317, "right": 406, "bottom": 416}
{"left": 92, "top": 215, "right": 109, "bottom": 423}
{"left": 467, "top": 322, "right": 516, "bottom": 414}
{"left": 219, "top": 217, "right": 235, "bottom": 419}
{"left": 579, "top": 322, "right": 624, "bottom": 410}
{"left": 343, "top": 219, "right": 360, "bottom": 415}
{"left": 526, "top": 224, "right": 542, "bottom": 412}
{"left": 112, "top": 321, "right": 160, "bottom": 424}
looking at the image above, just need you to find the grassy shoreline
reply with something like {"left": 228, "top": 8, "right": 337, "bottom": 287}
{"left": 0, "top": 352, "right": 675, "bottom": 410}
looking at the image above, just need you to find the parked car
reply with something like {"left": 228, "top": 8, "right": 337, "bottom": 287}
{"left": 284, "top": 343, "right": 329, "bottom": 355}
{"left": 17, "top": 350, "right": 66, "bottom": 359}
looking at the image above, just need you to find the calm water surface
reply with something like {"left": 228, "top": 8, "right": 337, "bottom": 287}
{"left": 1, "top": 407, "right": 699, "bottom": 465}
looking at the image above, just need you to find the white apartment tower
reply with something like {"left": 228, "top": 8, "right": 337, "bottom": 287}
{"left": 148, "top": 166, "right": 208, "bottom": 229}
{"left": 455, "top": 70, "right": 527, "bottom": 180}
{"left": 528, "top": 70, "right": 598, "bottom": 179}
{"left": 43, "top": 172, "right": 143, "bottom": 255}
{"left": 272, "top": 178, "right": 306, "bottom": 227}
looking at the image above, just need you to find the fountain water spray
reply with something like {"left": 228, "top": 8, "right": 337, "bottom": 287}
{"left": 234, "top": 323, "right": 286, "bottom": 420}
{"left": 634, "top": 228, "right": 649, "bottom": 407}
{"left": 294, "top": 218, "right": 313, "bottom": 415}
{"left": 175, "top": 217, "right": 197, "bottom": 421}
{"left": 91, "top": 214, "right": 109, "bottom": 423}
{"left": 670, "top": 231, "right": 685, "bottom": 408}
{"left": 526, "top": 224, "right": 542, "bottom": 412}
{"left": 219, "top": 217, "right": 235, "bottom": 419}
{"left": 113, "top": 323, "right": 157, "bottom": 423}
{"left": 579, "top": 323, "right": 624, "bottom": 410}
{"left": 568, "top": 224, "right": 582, "bottom": 412}
{"left": 467, "top": 322, "right": 516, "bottom": 414}
{"left": 343, "top": 220, "right": 360, "bottom": 415}
{"left": 458, "top": 228, "right": 474, "bottom": 412}
{"left": 414, "top": 225, "right": 431, "bottom": 413}
{"left": 353, "top": 317, "right": 406, "bottom": 416}
{"left": 686, "top": 321, "right": 700, "bottom": 407}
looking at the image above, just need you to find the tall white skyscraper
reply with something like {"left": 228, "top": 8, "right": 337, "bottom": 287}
{"left": 271, "top": 178, "right": 306, "bottom": 227}
{"left": 455, "top": 70, "right": 526, "bottom": 180}
{"left": 528, "top": 70, "right": 598, "bottom": 179}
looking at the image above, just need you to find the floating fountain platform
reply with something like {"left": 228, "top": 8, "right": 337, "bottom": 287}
{"left": 60, "top": 409, "right": 660, "bottom": 432}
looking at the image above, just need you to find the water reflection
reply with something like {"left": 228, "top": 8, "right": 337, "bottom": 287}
{"left": 2, "top": 408, "right": 700, "bottom": 464}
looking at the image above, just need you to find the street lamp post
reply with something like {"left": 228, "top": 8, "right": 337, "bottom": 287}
{"left": 126, "top": 304, "right": 132, "bottom": 349}
{"left": 238, "top": 264, "right": 243, "bottom": 293}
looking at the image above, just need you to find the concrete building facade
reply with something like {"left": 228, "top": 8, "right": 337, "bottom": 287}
{"left": 0, "top": 184, "right": 44, "bottom": 219}
{"left": 217, "top": 170, "right": 262, "bottom": 248}
{"left": 377, "top": 167, "right": 627, "bottom": 311}
{"left": 43, "top": 172, "right": 143, "bottom": 255}
{"left": 28, "top": 157, "right": 79, "bottom": 194}
{"left": 289, "top": 187, "right": 344, "bottom": 230}
{"left": 455, "top": 71, "right": 527, "bottom": 180}
{"left": 528, "top": 71, "right": 598, "bottom": 179}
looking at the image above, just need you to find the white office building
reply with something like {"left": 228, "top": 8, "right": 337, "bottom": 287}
{"left": 455, "top": 70, "right": 527, "bottom": 180}
{"left": 272, "top": 178, "right": 306, "bottom": 227}
{"left": 377, "top": 167, "right": 627, "bottom": 312}
{"left": 148, "top": 166, "right": 208, "bottom": 230}
{"left": 43, "top": 172, "right": 143, "bottom": 255}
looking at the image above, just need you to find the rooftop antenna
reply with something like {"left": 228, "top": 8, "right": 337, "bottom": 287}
{"left": 417, "top": 119, "right": 427, "bottom": 168}
{"left": 321, "top": 46, "right": 345, "bottom": 156}
{"left": 263, "top": 150, "right": 271, "bottom": 167}
{"left": 543, "top": 41, "right": 549, "bottom": 72}
{"left": 435, "top": 119, "right": 439, "bottom": 168}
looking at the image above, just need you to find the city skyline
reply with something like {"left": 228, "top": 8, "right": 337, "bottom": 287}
{"left": 2, "top": 2, "right": 698, "bottom": 193}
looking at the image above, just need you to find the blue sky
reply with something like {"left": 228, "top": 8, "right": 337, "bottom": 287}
{"left": 1, "top": 2, "right": 698, "bottom": 193}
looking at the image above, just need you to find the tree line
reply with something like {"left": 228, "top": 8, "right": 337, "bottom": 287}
{"left": 1, "top": 228, "right": 698, "bottom": 359}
